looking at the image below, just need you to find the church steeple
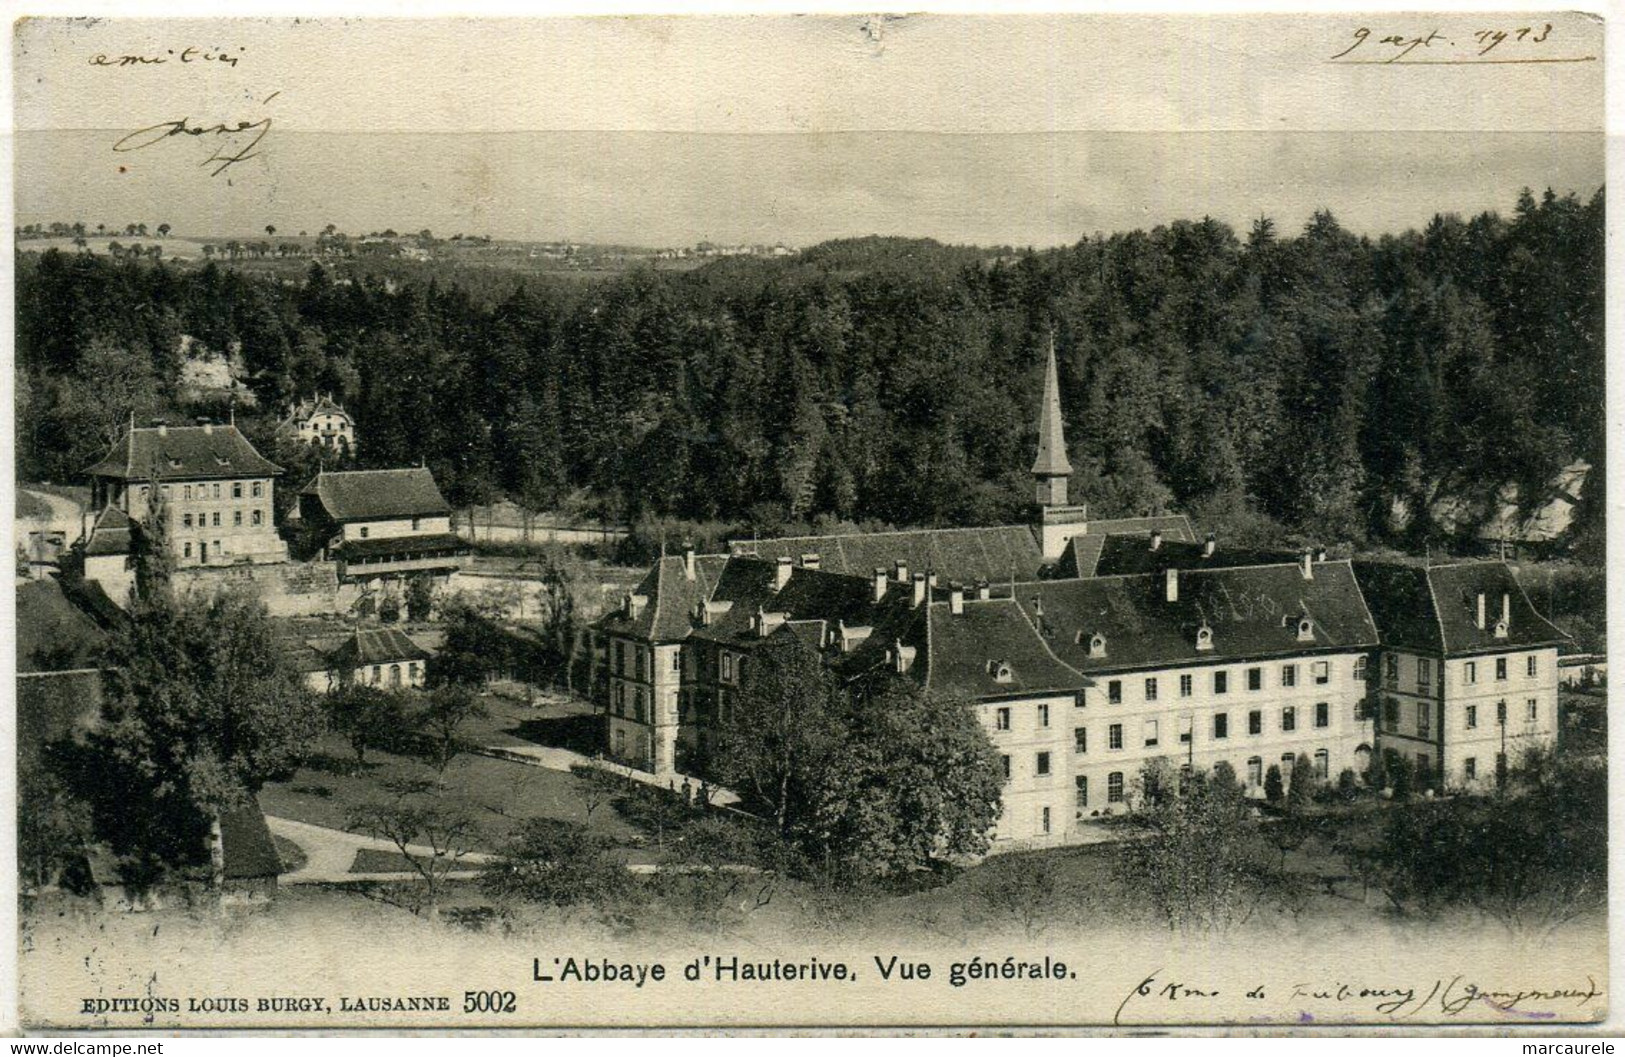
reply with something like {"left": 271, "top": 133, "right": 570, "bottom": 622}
{"left": 1031, "top": 335, "right": 1072, "bottom": 506}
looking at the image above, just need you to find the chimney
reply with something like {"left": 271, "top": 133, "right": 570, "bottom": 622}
{"left": 774, "top": 555, "right": 793, "bottom": 591}
{"left": 1165, "top": 567, "right": 1179, "bottom": 603}
{"left": 975, "top": 580, "right": 991, "bottom": 601}
{"left": 926, "top": 571, "right": 938, "bottom": 592}
{"left": 800, "top": 552, "right": 820, "bottom": 571}
{"left": 1203, "top": 533, "right": 1216, "bottom": 558}
{"left": 683, "top": 547, "right": 696, "bottom": 581}
{"left": 1475, "top": 592, "right": 1487, "bottom": 630}
{"left": 1315, "top": 547, "right": 1327, "bottom": 563}
{"left": 873, "top": 566, "right": 888, "bottom": 603}
{"left": 949, "top": 582, "right": 964, "bottom": 616}
{"left": 912, "top": 572, "right": 927, "bottom": 608}
{"left": 156, "top": 422, "right": 168, "bottom": 438}
{"left": 1300, "top": 549, "right": 1314, "bottom": 581}
{"left": 894, "top": 559, "right": 909, "bottom": 584}
{"left": 1150, "top": 529, "right": 1162, "bottom": 552}
{"left": 1501, "top": 591, "right": 1511, "bottom": 628}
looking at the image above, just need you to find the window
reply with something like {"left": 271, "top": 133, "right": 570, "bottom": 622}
{"left": 721, "top": 653, "right": 734, "bottom": 683}
{"left": 1496, "top": 657, "right": 1508, "bottom": 681}
{"left": 1417, "top": 702, "right": 1430, "bottom": 738}
{"left": 1179, "top": 674, "right": 1193, "bottom": 697}
{"left": 1315, "top": 701, "right": 1329, "bottom": 728}
{"left": 1108, "top": 724, "right": 1123, "bottom": 750}
{"left": 1144, "top": 677, "right": 1158, "bottom": 701}
{"left": 233, "top": 510, "right": 243, "bottom": 526}
{"left": 212, "top": 483, "right": 221, "bottom": 499}
{"left": 1313, "top": 661, "right": 1331, "bottom": 685}
{"left": 1247, "top": 667, "right": 1263, "bottom": 691}
{"left": 1314, "top": 749, "right": 1329, "bottom": 779}
{"left": 232, "top": 482, "right": 243, "bottom": 499}
{"left": 1108, "top": 680, "right": 1122, "bottom": 705}
{"left": 183, "top": 513, "right": 193, "bottom": 528}
{"left": 1496, "top": 700, "right": 1507, "bottom": 726}
{"left": 1213, "top": 713, "right": 1229, "bottom": 739}
{"left": 251, "top": 510, "right": 263, "bottom": 526}
{"left": 1247, "top": 757, "right": 1263, "bottom": 788}
{"left": 1281, "top": 664, "right": 1297, "bottom": 688}
{"left": 1464, "top": 661, "right": 1477, "bottom": 685}
{"left": 1074, "top": 776, "right": 1088, "bottom": 808}
{"left": 1074, "top": 690, "right": 1087, "bottom": 708}
{"left": 1282, "top": 752, "right": 1296, "bottom": 772}
{"left": 1036, "top": 752, "right": 1051, "bottom": 777}
{"left": 1214, "top": 671, "right": 1228, "bottom": 695}
{"left": 1179, "top": 716, "right": 1193, "bottom": 744}
{"left": 371, "top": 665, "right": 381, "bottom": 682}
{"left": 412, "top": 517, "right": 422, "bottom": 532}
{"left": 1143, "top": 720, "right": 1159, "bottom": 747}
{"left": 359, "top": 526, "right": 369, "bottom": 538}
{"left": 1527, "top": 698, "right": 1538, "bottom": 722}
{"left": 1281, "top": 706, "right": 1297, "bottom": 732}
{"left": 184, "top": 485, "right": 193, "bottom": 501}
{"left": 1527, "top": 655, "right": 1538, "bottom": 678}
{"left": 1038, "top": 703, "right": 1050, "bottom": 728}
{"left": 1001, "top": 755, "right": 1010, "bottom": 781}
{"left": 1041, "top": 807, "right": 1051, "bottom": 835}
{"left": 389, "top": 664, "right": 402, "bottom": 686}
{"left": 1384, "top": 698, "right": 1399, "bottom": 730}
{"left": 1464, "top": 757, "right": 1477, "bottom": 780}
{"left": 183, "top": 542, "right": 192, "bottom": 558}
{"left": 1074, "top": 727, "right": 1088, "bottom": 754}
{"left": 1417, "top": 658, "right": 1432, "bottom": 690}
{"left": 1465, "top": 704, "right": 1478, "bottom": 729}
{"left": 1385, "top": 655, "right": 1399, "bottom": 684}
{"left": 252, "top": 481, "right": 263, "bottom": 498}
{"left": 211, "top": 512, "right": 221, "bottom": 527}
{"left": 1108, "top": 772, "right": 1125, "bottom": 803}
{"left": 409, "top": 662, "right": 420, "bottom": 680}
{"left": 995, "top": 707, "right": 1011, "bottom": 731}
{"left": 1248, "top": 710, "right": 1262, "bottom": 735}
{"left": 671, "top": 651, "right": 681, "bottom": 672}
{"left": 1353, "top": 656, "right": 1368, "bottom": 681}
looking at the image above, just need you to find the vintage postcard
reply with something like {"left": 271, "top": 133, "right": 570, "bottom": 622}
{"left": 7, "top": 9, "right": 1611, "bottom": 1032}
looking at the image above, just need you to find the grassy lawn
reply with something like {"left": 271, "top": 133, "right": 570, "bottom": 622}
{"left": 350, "top": 848, "right": 422, "bottom": 873}
{"left": 258, "top": 732, "right": 648, "bottom": 856}
{"left": 460, "top": 690, "right": 603, "bottom": 755}
{"left": 15, "top": 491, "right": 53, "bottom": 520}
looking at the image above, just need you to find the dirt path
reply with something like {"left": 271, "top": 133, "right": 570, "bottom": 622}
{"left": 18, "top": 488, "right": 85, "bottom": 538}
{"left": 266, "top": 815, "right": 492, "bottom": 885}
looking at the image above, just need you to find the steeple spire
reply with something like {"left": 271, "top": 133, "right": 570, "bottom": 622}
{"left": 1031, "top": 334, "right": 1072, "bottom": 505}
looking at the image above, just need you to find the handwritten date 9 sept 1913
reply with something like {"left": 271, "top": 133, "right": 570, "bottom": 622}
{"left": 1328, "top": 23, "right": 1594, "bottom": 64}
{"left": 111, "top": 92, "right": 278, "bottom": 178}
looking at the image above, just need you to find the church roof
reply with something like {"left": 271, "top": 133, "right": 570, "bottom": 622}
{"left": 1031, "top": 338, "right": 1072, "bottom": 477}
{"left": 85, "top": 424, "right": 282, "bottom": 482}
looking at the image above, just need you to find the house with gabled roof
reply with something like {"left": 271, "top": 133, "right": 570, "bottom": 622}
{"left": 1354, "top": 560, "right": 1568, "bottom": 790}
{"left": 302, "top": 626, "right": 433, "bottom": 692}
{"left": 84, "top": 419, "right": 289, "bottom": 569}
{"left": 298, "top": 467, "right": 469, "bottom": 584}
{"left": 280, "top": 394, "right": 355, "bottom": 454}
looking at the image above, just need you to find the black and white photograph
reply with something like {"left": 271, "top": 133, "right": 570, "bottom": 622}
{"left": 6, "top": 9, "right": 1612, "bottom": 1032}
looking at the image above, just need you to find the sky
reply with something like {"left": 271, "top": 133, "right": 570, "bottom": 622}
{"left": 11, "top": 14, "right": 1606, "bottom": 246}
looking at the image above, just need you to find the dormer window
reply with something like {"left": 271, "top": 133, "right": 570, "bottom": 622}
{"left": 1195, "top": 623, "right": 1214, "bottom": 651}
{"left": 1493, "top": 619, "right": 1509, "bottom": 640}
{"left": 986, "top": 659, "right": 1014, "bottom": 684}
{"left": 1296, "top": 617, "right": 1315, "bottom": 643}
{"left": 1087, "top": 632, "right": 1108, "bottom": 659}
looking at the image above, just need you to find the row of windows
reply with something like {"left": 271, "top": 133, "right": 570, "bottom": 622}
{"left": 1385, "top": 653, "right": 1538, "bottom": 687}
{"left": 181, "top": 509, "right": 265, "bottom": 529}
{"left": 998, "top": 702, "right": 1341, "bottom": 754}
{"left": 1381, "top": 697, "right": 1538, "bottom": 735}
{"left": 142, "top": 481, "right": 266, "bottom": 503}
{"left": 1102, "top": 660, "right": 1345, "bottom": 705}
{"left": 1056, "top": 749, "right": 1336, "bottom": 810}
{"left": 357, "top": 517, "right": 428, "bottom": 537}
{"left": 363, "top": 661, "right": 421, "bottom": 685}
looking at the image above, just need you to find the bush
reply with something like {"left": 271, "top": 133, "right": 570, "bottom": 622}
{"left": 1337, "top": 768, "right": 1360, "bottom": 801}
{"left": 1264, "top": 764, "right": 1284, "bottom": 803}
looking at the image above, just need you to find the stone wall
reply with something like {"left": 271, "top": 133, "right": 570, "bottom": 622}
{"left": 172, "top": 560, "right": 344, "bottom": 617}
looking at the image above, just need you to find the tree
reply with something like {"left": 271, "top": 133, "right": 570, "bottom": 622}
{"left": 537, "top": 554, "right": 578, "bottom": 690}
{"left": 431, "top": 596, "right": 510, "bottom": 688}
{"left": 480, "top": 817, "right": 632, "bottom": 916}
{"left": 810, "top": 679, "right": 1003, "bottom": 875}
{"left": 1263, "top": 764, "right": 1284, "bottom": 804}
{"left": 265, "top": 224, "right": 276, "bottom": 238}
{"left": 710, "top": 636, "right": 846, "bottom": 835}
{"left": 416, "top": 683, "right": 488, "bottom": 772}
{"left": 156, "top": 223, "right": 171, "bottom": 239}
{"left": 1286, "top": 753, "right": 1317, "bottom": 810}
{"left": 90, "top": 586, "right": 325, "bottom": 877}
{"left": 348, "top": 777, "right": 480, "bottom": 921}
{"left": 404, "top": 574, "right": 435, "bottom": 622}
{"left": 324, "top": 683, "right": 411, "bottom": 768}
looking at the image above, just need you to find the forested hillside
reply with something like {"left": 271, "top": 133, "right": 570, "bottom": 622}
{"left": 15, "top": 188, "right": 1604, "bottom": 552}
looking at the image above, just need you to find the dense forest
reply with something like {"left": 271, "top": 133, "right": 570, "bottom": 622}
{"left": 15, "top": 187, "right": 1604, "bottom": 553}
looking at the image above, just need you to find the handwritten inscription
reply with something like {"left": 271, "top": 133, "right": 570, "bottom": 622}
{"left": 90, "top": 47, "right": 245, "bottom": 68}
{"left": 111, "top": 92, "right": 278, "bottom": 178}
{"left": 1328, "top": 23, "right": 1595, "bottom": 65}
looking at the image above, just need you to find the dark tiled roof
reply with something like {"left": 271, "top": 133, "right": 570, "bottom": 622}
{"left": 1016, "top": 560, "right": 1380, "bottom": 673}
{"left": 82, "top": 506, "right": 134, "bottom": 557}
{"left": 926, "top": 598, "right": 1088, "bottom": 698}
{"left": 1092, "top": 533, "right": 1296, "bottom": 577}
{"left": 595, "top": 554, "right": 732, "bottom": 641}
{"left": 732, "top": 526, "right": 1049, "bottom": 583}
{"left": 86, "top": 425, "right": 281, "bottom": 481}
{"left": 326, "top": 627, "right": 431, "bottom": 667}
{"left": 17, "top": 578, "right": 110, "bottom": 673}
{"left": 1354, "top": 561, "right": 1569, "bottom": 657}
{"left": 219, "top": 799, "right": 282, "bottom": 879}
{"left": 335, "top": 533, "right": 468, "bottom": 561}
{"left": 1056, "top": 516, "right": 1200, "bottom": 577}
{"left": 303, "top": 468, "right": 452, "bottom": 521}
